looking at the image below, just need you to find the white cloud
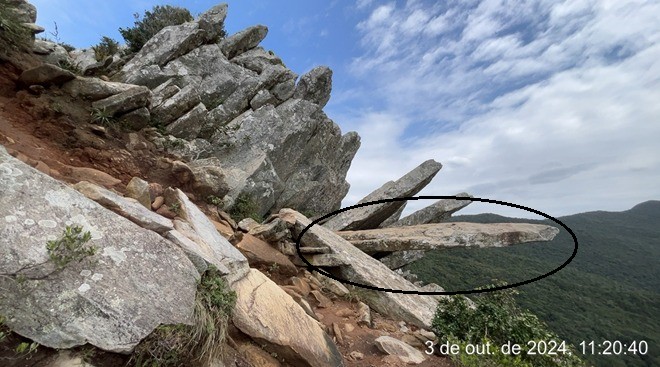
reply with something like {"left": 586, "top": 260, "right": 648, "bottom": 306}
{"left": 339, "top": 0, "right": 660, "bottom": 218}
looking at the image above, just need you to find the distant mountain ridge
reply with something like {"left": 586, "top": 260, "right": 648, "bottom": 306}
{"left": 406, "top": 200, "right": 660, "bottom": 367}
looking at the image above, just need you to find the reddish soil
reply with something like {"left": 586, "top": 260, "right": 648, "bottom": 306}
{"left": 0, "top": 60, "right": 180, "bottom": 195}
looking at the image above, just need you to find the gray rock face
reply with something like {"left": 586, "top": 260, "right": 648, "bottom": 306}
{"left": 197, "top": 3, "right": 228, "bottom": 42}
{"left": 293, "top": 66, "right": 333, "bottom": 108}
{"left": 0, "top": 146, "right": 198, "bottom": 352}
{"left": 220, "top": 25, "right": 268, "bottom": 59}
{"left": 279, "top": 209, "right": 440, "bottom": 329}
{"left": 166, "top": 102, "right": 208, "bottom": 139}
{"left": 19, "top": 64, "right": 75, "bottom": 87}
{"left": 211, "top": 100, "right": 360, "bottom": 217}
{"left": 91, "top": 86, "right": 151, "bottom": 117}
{"left": 323, "top": 159, "right": 442, "bottom": 231}
{"left": 389, "top": 193, "right": 473, "bottom": 227}
{"left": 120, "top": 22, "right": 207, "bottom": 83}
{"left": 188, "top": 157, "right": 230, "bottom": 198}
{"left": 232, "top": 269, "right": 344, "bottom": 367}
{"left": 118, "top": 107, "right": 151, "bottom": 130}
{"left": 338, "top": 222, "right": 560, "bottom": 253}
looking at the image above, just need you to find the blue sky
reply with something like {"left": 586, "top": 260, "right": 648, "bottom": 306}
{"left": 31, "top": 0, "right": 660, "bottom": 218}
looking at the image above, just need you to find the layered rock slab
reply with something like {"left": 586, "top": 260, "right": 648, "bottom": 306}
{"left": 0, "top": 146, "right": 198, "bottom": 352}
{"left": 164, "top": 188, "right": 249, "bottom": 284}
{"left": 339, "top": 222, "right": 560, "bottom": 253}
{"left": 322, "top": 159, "right": 442, "bottom": 231}
{"left": 278, "top": 209, "right": 439, "bottom": 329}
{"left": 232, "top": 269, "right": 344, "bottom": 367}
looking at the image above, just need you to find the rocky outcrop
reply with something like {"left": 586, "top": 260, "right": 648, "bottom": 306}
{"left": 278, "top": 209, "right": 440, "bottom": 329}
{"left": 115, "top": 4, "right": 360, "bottom": 218}
{"left": 338, "top": 222, "right": 560, "bottom": 253}
{"left": 322, "top": 159, "right": 442, "bottom": 231}
{"left": 0, "top": 146, "right": 199, "bottom": 352}
{"left": 232, "top": 269, "right": 344, "bottom": 367}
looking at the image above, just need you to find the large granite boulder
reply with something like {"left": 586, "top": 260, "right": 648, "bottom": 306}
{"left": 232, "top": 269, "right": 344, "bottom": 367}
{"left": 338, "top": 222, "right": 560, "bottom": 253}
{"left": 323, "top": 159, "right": 442, "bottom": 231}
{"left": 0, "top": 146, "right": 199, "bottom": 352}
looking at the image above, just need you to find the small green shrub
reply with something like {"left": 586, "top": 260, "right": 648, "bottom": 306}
{"left": 431, "top": 283, "right": 586, "bottom": 367}
{"left": 130, "top": 266, "right": 236, "bottom": 366}
{"left": 58, "top": 58, "right": 82, "bottom": 75}
{"left": 91, "top": 108, "right": 114, "bottom": 126}
{"left": 46, "top": 225, "right": 96, "bottom": 269}
{"left": 169, "top": 201, "right": 181, "bottom": 214}
{"left": 15, "top": 341, "right": 38, "bottom": 356}
{"left": 228, "top": 193, "right": 261, "bottom": 222}
{"left": 119, "top": 5, "right": 194, "bottom": 53}
{"left": 206, "top": 195, "right": 223, "bottom": 207}
{"left": 59, "top": 42, "right": 76, "bottom": 52}
{"left": 92, "top": 36, "right": 119, "bottom": 61}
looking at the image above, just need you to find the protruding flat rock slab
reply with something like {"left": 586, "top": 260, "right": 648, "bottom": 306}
{"left": 338, "top": 222, "right": 560, "bottom": 253}
{"left": 389, "top": 193, "right": 473, "bottom": 227}
{"left": 322, "top": 159, "right": 442, "bottom": 231}
{"left": 232, "top": 269, "right": 344, "bottom": 367}
{"left": 279, "top": 209, "right": 440, "bottom": 329}
{"left": 0, "top": 146, "right": 198, "bottom": 353}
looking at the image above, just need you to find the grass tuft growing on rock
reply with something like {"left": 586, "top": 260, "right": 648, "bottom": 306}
{"left": 130, "top": 266, "right": 236, "bottom": 367}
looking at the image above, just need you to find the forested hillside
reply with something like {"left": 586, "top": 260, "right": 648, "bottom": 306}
{"left": 407, "top": 201, "right": 660, "bottom": 367}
